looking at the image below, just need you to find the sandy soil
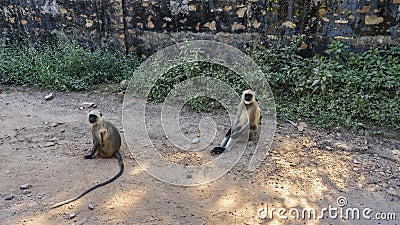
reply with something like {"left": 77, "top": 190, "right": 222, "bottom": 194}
{"left": 0, "top": 85, "right": 399, "bottom": 225}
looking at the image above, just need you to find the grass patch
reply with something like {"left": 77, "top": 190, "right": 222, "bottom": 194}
{"left": 0, "top": 40, "right": 139, "bottom": 91}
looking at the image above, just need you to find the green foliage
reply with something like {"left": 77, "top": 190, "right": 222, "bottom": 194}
{"left": 250, "top": 39, "right": 400, "bottom": 131}
{"left": 1, "top": 38, "right": 398, "bottom": 133}
{"left": 186, "top": 96, "right": 223, "bottom": 112}
{"left": 147, "top": 61, "right": 248, "bottom": 112}
{"left": 0, "top": 40, "right": 139, "bottom": 91}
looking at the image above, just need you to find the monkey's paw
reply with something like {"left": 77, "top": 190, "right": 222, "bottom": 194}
{"left": 84, "top": 155, "right": 93, "bottom": 159}
{"left": 210, "top": 147, "right": 225, "bottom": 154}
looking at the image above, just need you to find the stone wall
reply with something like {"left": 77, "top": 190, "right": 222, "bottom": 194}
{"left": 1, "top": 0, "right": 399, "bottom": 56}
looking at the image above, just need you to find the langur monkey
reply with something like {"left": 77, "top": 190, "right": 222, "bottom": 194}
{"left": 51, "top": 110, "right": 124, "bottom": 208}
{"left": 210, "top": 89, "right": 261, "bottom": 154}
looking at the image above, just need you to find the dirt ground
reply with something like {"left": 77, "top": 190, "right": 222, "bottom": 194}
{"left": 0, "top": 85, "right": 399, "bottom": 225}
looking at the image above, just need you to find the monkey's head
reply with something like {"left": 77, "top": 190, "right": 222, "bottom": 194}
{"left": 242, "top": 89, "right": 255, "bottom": 105}
{"left": 88, "top": 110, "right": 103, "bottom": 125}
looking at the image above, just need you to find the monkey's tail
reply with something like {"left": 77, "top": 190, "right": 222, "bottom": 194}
{"left": 51, "top": 152, "right": 124, "bottom": 209}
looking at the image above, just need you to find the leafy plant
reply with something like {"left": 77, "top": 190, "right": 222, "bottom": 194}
{"left": 0, "top": 39, "right": 139, "bottom": 91}
{"left": 1, "top": 38, "right": 398, "bottom": 134}
{"left": 147, "top": 61, "right": 249, "bottom": 111}
{"left": 250, "top": 38, "right": 400, "bottom": 132}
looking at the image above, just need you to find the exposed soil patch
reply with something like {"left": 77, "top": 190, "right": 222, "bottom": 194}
{"left": 0, "top": 85, "right": 399, "bottom": 224}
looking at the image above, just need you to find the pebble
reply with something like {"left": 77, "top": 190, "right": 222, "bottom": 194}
{"left": 37, "top": 193, "right": 45, "bottom": 199}
{"left": 42, "top": 142, "right": 56, "bottom": 147}
{"left": 297, "top": 122, "right": 307, "bottom": 132}
{"left": 80, "top": 102, "right": 96, "bottom": 108}
{"left": 20, "top": 183, "right": 32, "bottom": 190}
{"left": 88, "top": 204, "right": 94, "bottom": 210}
{"left": 44, "top": 93, "right": 54, "bottom": 100}
{"left": 66, "top": 213, "right": 76, "bottom": 220}
{"left": 4, "top": 194, "right": 14, "bottom": 200}
{"left": 21, "top": 190, "right": 31, "bottom": 195}
{"left": 191, "top": 138, "right": 200, "bottom": 144}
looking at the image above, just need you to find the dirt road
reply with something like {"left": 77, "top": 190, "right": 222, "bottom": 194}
{"left": 0, "top": 86, "right": 399, "bottom": 224}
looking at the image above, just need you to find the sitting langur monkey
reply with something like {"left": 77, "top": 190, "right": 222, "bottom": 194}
{"left": 51, "top": 110, "right": 124, "bottom": 208}
{"left": 210, "top": 89, "right": 261, "bottom": 154}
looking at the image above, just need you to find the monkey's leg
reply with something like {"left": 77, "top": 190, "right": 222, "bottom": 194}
{"left": 223, "top": 137, "right": 237, "bottom": 152}
{"left": 230, "top": 122, "right": 250, "bottom": 139}
{"left": 248, "top": 129, "right": 257, "bottom": 141}
{"left": 225, "top": 122, "right": 250, "bottom": 151}
{"left": 211, "top": 128, "right": 233, "bottom": 154}
{"left": 219, "top": 128, "right": 231, "bottom": 147}
{"left": 85, "top": 141, "right": 99, "bottom": 159}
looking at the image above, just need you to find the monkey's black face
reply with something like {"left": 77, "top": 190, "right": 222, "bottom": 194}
{"left": 89, "top": 114, "right": 97, "bottom": 124}
{"left": 244, "top": 94, "right": 253, "bottom": 102}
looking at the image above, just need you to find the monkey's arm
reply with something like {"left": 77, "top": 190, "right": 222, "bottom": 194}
{"left": 99, "top": 129, "right": 107, "bottom": 147}
{"left": 85, "top": 139, "right": 99, "bottom": 159}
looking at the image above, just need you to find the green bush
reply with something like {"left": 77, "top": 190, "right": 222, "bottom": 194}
{"left": 0, "top": 40, "right": 139, "bottom": 91}
{"left": 0, "top": 38, "right": 398, "bottom": 133}
{"left": 147, "top": 61, "right": 248, "bottom": 112}
{"left": 250, "top": 39, "right": 400, "bottom": 131}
